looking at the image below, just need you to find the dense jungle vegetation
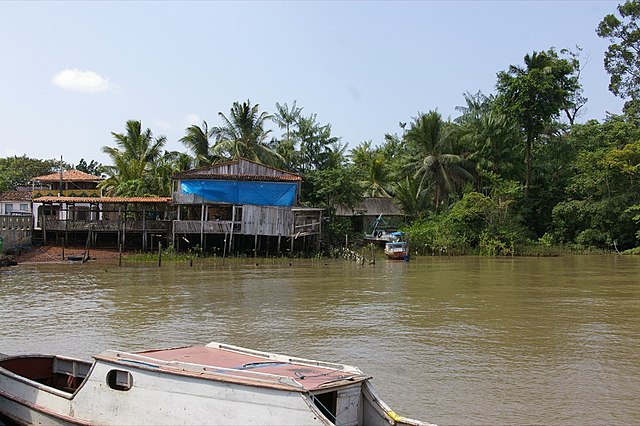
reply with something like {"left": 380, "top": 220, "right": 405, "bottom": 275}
{"left": 3, "top": 1, "right": 640, "bottom": 255}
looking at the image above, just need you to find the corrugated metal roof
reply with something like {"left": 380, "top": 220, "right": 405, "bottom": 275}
{"left": 32, "top": 169, "right": 103, "bottom": 182}
{"left": 0, "top": 191, "right": 32, "bottom": 201}
{"left": 34, "top": 196, "right": 171, "bottom": 204}
{"left": 335, "top": 197, "right": 403, "bottom": 216}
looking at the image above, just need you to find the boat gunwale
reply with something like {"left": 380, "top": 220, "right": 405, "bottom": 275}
{"left": 0, "top": 377, "right": 95, "bottom": 426}
{"left": 0, "top": 354, "right": 95, "bottom": 400}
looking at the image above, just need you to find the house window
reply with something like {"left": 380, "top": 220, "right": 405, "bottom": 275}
{"left": 4, "top": 204, "right": 13, "bottom": 214}
{"left": 20, "top": 204, "right": 29, "bottom": 212}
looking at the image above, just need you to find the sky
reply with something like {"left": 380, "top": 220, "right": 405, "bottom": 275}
{"left": 0, "top": 1, "right": 627, "bottom": 167}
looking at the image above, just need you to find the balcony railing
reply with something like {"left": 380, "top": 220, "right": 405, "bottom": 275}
{"left": 32, "top": 189, "right": 102, "bottom": 198}
{"left": 0, "top": 215, "right": 32, "bottom": 230}
{"left": 42, "top": 219, "right": 171, "bottom": 232}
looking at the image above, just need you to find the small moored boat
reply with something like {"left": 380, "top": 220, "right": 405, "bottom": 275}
{"left": 384, "top": 241, "right": 408, "bottom": 260}
{"left": 0, "top": 342, "right": 430, "bottom": 425}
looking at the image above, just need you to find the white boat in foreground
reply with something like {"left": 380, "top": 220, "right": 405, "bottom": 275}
{"left": 0, "top": 341, "right": 430, "bottom": 425}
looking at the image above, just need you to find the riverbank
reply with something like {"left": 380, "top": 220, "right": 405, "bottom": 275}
{"left": 16, "top": 246, "right": 123, "bottom": 264}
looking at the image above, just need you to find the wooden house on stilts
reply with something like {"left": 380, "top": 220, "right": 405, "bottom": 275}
{"left": 172, "top": 159, "right": 322, "bottom": 256}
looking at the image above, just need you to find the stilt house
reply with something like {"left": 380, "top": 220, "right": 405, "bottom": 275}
{"left": 31, "top": 170, "right": 172, "bottom": 249}
{"left": 172, "top": 159, "right": 322, "bottom": 255}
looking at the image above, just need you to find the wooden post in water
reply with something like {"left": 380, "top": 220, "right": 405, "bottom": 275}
{"left": 222, "top": 233, "right": 227, "bottom": 265}
{"left": 62, "top": 237, "right": 65, "bottom": 260}
{"left": 370, "top": 243, "right": 375, "bottom": 265}
{"left": 119, "top": 243, "right": 122, "bottom": 267}
{"left": 200, "top": 204, "right": 205, "bottom": 251}
{"left": 277, "top": 234, "right": 281, "bottom": 255}
{"left": 42, "top": 207, "right": 47, "bottom": 244}
{"left": 404, "top": 232, "right": 410, "bottom": 262}
{"left": 82, "top": 228, "right": 91, "bottom": 263}
{"left": 158, "top": 242, "right": 162, "bottom": 267}
{"left": 254, "top": 233, "right": 258, "bottom": 258}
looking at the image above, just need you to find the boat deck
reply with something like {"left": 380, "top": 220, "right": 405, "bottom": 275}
{"left": 96, "top": 342, "right": 368, "bottom": 392}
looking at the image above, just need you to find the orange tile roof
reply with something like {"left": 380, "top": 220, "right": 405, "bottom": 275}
{"left": 35, "top": 196, "right": 171, "bottom": 204}
{"left": 32, "top": 169, "right": 103, "bottom": 182}
{"left": 0, "top": 191, "right": 32, "bottom": 201}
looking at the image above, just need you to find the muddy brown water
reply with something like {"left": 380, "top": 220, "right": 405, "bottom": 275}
{"left": 1, "top": 255, "right": 639, "bottom": 425}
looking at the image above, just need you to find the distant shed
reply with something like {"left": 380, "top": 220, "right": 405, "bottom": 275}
{"left": 335, "top": 197, "right": 404, "bottom": 233}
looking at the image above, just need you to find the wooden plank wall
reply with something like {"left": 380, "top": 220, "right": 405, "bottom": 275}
{"left": 188, "top": 159, "right": 294, "bottom": 178}
{"left": 242, "top": 205, "right": 293, "bottom": 236}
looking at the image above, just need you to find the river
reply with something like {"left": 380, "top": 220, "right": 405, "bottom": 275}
{"left": 1, "top": 255, "right": 639, "bottom": 425}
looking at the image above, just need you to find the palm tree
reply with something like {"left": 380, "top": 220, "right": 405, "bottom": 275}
{"left": 179, "top": 121, "right": 217, "bottom": 168}
{"left": 394, "top": 176, "right": 431, "bottom": 219}
{"left": 212, "top": 100, "right": 282, "bottom": 166}
{"left": 151, "top": 151, "right": 193, "bottom": 196}
{"left": 403, "top": 111, "right": 475, "bottom": 210}
{"left": 273, "top": 101, "right": 303, "bottom": 144}
{"left": 99, "top": 120, "right": 166, "bottom": 196}
{"left": 350, "top": 141, "right": 393, "bottom": 197}
{"left": 457, "top": 92, "right": 521, "bottom": 191}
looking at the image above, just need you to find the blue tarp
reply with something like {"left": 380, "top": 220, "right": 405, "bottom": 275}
{"left": 181, "top": 180, "right": 297, "bottom": 206}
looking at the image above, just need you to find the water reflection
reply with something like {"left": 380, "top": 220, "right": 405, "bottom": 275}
{"left": 1, "top": 256, "right": 639, "bottom": 424}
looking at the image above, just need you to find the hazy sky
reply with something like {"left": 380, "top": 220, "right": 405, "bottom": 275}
{"left": 0, "top": 1, "right": 626, "bottom": 166}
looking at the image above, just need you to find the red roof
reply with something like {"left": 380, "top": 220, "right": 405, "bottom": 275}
{"left": 0, "top": 191, "right": 32, "bottom": 201}
{"left": 35, "top": 196, "right": 170, "bottom": 204}
{"left": 32, "top": 169, "right": 103, "bottom": 183}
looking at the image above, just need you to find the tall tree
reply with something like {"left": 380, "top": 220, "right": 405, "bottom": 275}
{"left": 350, "top": 141, "right": 393, "bottom": 198}
{"left": 403, "top": 111, "right": 475, "bottom": 210}
{"left": 179, "top": 121, "right": 216, "bottom": 168}
{"left": 99, "top": 120, "right": 166, "bottom": 196}
{"left": 296, "top": 113, "right": 344, "bottom": 173}
{"left": 0, "top": 156, "right": 60, "bottom": 192}
{"left": 273, "top": 101, "right": 303, "bottom": 145}
{"left": 496, "top": 49, "right": 580, "bottom": 196}
{"left": 456, "top": 92, "right": 522, "bottom": 191}
{"left": 597, "top": 0, "right": 640, "bottom": 108}
{"left": 75, "top": 158, "right": 103, "bottom": 176}
{"left": 212, "top": 100, "right": 282, "bottom": 166}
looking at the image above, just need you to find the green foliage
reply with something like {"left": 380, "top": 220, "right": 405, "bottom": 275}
{"left": 213, "top": 100, "right": 282, "bottom": 167}
{"left": 0, "top": 156, "right": 61, "bottom": 192}
{"left": 303, "top": 166, "right": 364, "bottom": 212}
{"left": 75, "top": 158, "right": 103, "bottom": 176}
{"left": 552, "top": 196, "right": 636, "bottom": 249}
{"left": 99, "top": 120, "right": 168, "bottom": 196}
{"left": 401, "top": 111, "right": 475, "bottom": 210}
{"left": 350, "top": 140, "right": 395, "bottom": 198}
{"left": 179, "top": 121, "right": 216, "bottom": 168}
{"left": 125, "top": 244, "right": 196, "bottom": 262}
{"left": 456, "top": 91, "right": 522, "bottom": 186}
{"left": 597, "top": 1, "right": 640, "bottom": 102}
{"left": 405, "top": 191, "right": 528, "bottom": 256}
{"left": 496, "top": 49, "right": 581, "bottom": 196}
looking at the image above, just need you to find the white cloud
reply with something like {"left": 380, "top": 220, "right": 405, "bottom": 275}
{"left": 52, "top": 69, "right": 116, "bottom": 93}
